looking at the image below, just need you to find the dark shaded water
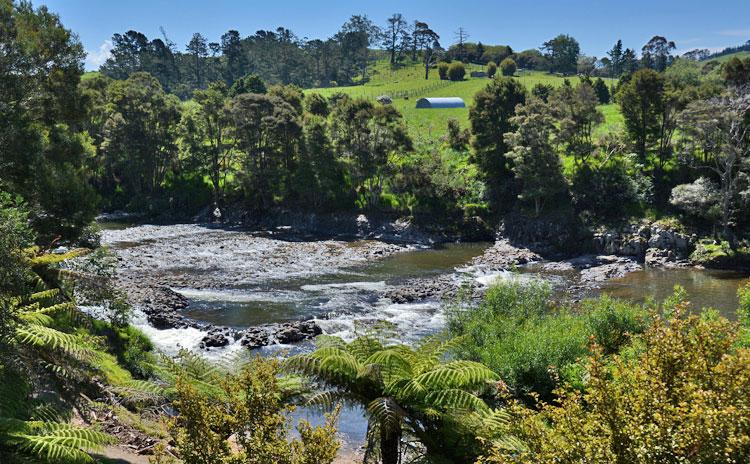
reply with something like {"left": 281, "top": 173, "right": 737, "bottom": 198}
{"left": 600, "top": 268, "right": 748, "bottom": 318}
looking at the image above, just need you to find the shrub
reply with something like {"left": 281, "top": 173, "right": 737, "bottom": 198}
{"left": 446, "top": 118, "right": 470, "bottom": 150}
{"left": 593, "top": 77, "right": 610, "bottom": 103}
{"left": 305, "top": 93, "right": 329, "bottom": 116}
{"left": 438, "top": 62, "right": 450, "bottom": 80}
{"left": 500, "top": 57, "right": 517, "bottom": 76}
{"left": 570, "top": 162, "right": 641, "bottom": 221}
{"left": 170, "top": 357, "right": 340, "bottom": 464}
{"left": 449, "top": 281, "right": 590, "bottom": 400}
{"left": 531, "top": 83, "right": 554, "bottom": 102}
{"left": 487, "top": 61, "right": 497, "bottom": 78}
{"left": 229, "top": 73, "right": 266, "bottom": 96}
{"left": 479, "top": 301, "right": 750, "bottom": 463}
{"left": 670, "top": 177, "right": 721, "bottom": 223}
{"left": 583, "top": 295, "right": 649, "bottom": 354}
{"left": 448, "top": 62, "right": 466, "bottom": 81}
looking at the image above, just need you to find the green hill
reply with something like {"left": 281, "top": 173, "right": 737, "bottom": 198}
{"left": 708, "top": 50, "right": 750, "bottom": 63}
{"left": 307, "top": 61, "right": 619, "bottom": 143}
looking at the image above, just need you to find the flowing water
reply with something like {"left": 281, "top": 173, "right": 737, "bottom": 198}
{"left": 99, "top": 223, "right": 749, "bottom": 456}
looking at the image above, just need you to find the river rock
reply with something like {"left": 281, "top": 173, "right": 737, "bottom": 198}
{"left": 578, "top": 255, "right": 642, "bottom": 284}
{"left": 275, "top": 321, "right": 322, "bottom": 344}
{"left": 200, "top": 328, "right": 234, "bottom": 349}
{"left": 471, "top": 239, "right": 541, "bottom": 270}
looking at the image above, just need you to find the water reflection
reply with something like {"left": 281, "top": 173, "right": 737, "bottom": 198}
{"left": 599, "top": 268, "right": 749, "bottom": 318}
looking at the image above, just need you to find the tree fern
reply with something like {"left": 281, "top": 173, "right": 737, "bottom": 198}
{"left": 3, "top": 419, "right": 114, "bottom": 463}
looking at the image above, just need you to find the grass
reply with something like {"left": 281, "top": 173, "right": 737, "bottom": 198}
{"left": 706, "top": 50, "right": 750, "bottom": 63}
{"left": 307, "top": 60, "right": 620, "bottom": 143}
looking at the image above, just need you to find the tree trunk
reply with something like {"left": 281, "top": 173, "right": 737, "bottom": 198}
{"left": 380, "top": 428, "right": 400, "bottom": 464}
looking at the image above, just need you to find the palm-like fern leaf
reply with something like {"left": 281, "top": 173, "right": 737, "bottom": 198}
{"left": 424, "top": 389, "right": 490, "bottom": 412}
{"left": 366, "top": 397, "right": 405, "bottom": 435}
{"left": 14, "top": 325, "right": 98, "bottom": 361}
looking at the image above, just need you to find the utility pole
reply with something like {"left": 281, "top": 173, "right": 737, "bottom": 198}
{"left": 454, "top": 27, "right": 469, "bottom": 62}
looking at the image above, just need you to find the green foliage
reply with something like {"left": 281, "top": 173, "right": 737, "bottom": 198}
{"left": 449, "top": 281, "right": 587, "bottom": 400}
{"left": 499, "top": 58, "right": 516, "bottom": 76}
{"left": 617, "top": 69, "right": 665, "bottom": 160}
{"left": 530, "top": 83, "right": 553, "bottom": 102}
{"left": 722, "top": 56, "right": 750, "bottom": 87}
{"left": 169, "top": 356, "right": 340, "bottom": 464}
{"left": 448, "top": 62, "right": 467, "bottom": 81}
{"left": 286, "top": 334, "right": 509, "bottom": 463}
{"left": 229, "top": 73, "right": 267, "bottom": 96}
{"left": 438, "top": 62, "right": 450, "bottom": 80}
{"left": 470, "top": 77, "right": 527, "bottom": 209}
{"left": 570, "top": 159, "right": 642, "bottom": 222}
{"left": 593, "top": 77, "right": 610, "bottom": 104}
{"left": 505, "top": 97, "right": 570, "bottom": 216}
{"left": 487, "top": 61, "right": 497, "bottom": 78}
{"left": 479, "top": 301, "right": 750, "bottom": 464}
{"left": 541, "top": 34, "right": 580, "bottom": 75}
{"left": 582, "top": 295, "right": 650, "bottom": 354}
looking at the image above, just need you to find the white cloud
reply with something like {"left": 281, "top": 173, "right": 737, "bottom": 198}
{"left": 85, "top": 40, "right": 113, "bottom": 70}
{"left": 718, "top": 29, "right": 750, "bottom": 38}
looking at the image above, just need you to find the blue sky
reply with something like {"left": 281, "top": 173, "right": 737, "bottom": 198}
{"left": 40, "top": 0, "right": 750, "bottom": 70}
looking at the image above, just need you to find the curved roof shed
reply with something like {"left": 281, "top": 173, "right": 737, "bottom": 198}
{"left": 415, "top": 97, "right": 465, "bottom": 109}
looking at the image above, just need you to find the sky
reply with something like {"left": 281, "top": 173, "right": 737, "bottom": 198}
{"left": 39, "top": 0, "right": 750, "bottom": 70}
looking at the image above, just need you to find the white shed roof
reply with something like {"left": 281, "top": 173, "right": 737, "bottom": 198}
{"left": 415, "top": 97, "right": 466, "bottom": 109}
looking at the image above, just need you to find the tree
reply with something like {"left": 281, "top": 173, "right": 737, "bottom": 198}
{"left": 499, "top": 57, "right": 517, "bottom": 76}
{"left": 230, "top": 73, "right": 267, "bottom": 96}
{"left": 186, "top": 32, "right": 209, "bottom": 89}
{"left": 286, "top": 335, "right": 506, "bottom": 464}
{"left": 550, "top": 82, "right": 604, "bottom": 165}
{"left": 229, "top": 93, "right": 302, "bottom": 210}
{"left": 487, "top": 61, "right": 497, "bottom": 78}
{"left": 470, "top": 77, "right": 528, "bottom": 208}
{"left": 617, "top": 69, "right": 665, "bottom": 161}
{"left": 180, "top": 82, "right": 236, "bottom": 212}
{"left": 641, "top": 35, "right": 676, "bottom": 72}
{"left": 220, "top": 29, "right": 246, "bottom": 85}
{"left": 414, "top": 22, "right": 441, "bottom": 80}
{"left": 330, "top": 98, "right": 412, "bottom": 209}
{"left": 593, "top": 77, "right": 611, "bottom": 103}
{"left": 677, "top": 91, "right": 750, "bottom": 237}
{"left": 454, "top": 27, "right": 470, "bottom": 62}
{"left": 101, "top": 73, "right": 181, "bottom": 199}
{"left": 383, "top": 13, "right": 407, "bottom": 65}
{"left": 0, "top": 0, "right": 97, "bottom": 240}
{"left": 448, "top": 62, "right": 466, "bottom": 81}
{"left": 504, "top": 97, "right": 569, "bottom": 216}
{"left": 577, "top": 55, "right": 596, "bottom": 76}
{"left": 541, "top": 34, "right": 580, "bottom": 75}
{"left": 621, "top": 47, "right": 639, "bottom": 75}
{"left": 338, "top": 15, "right": 381, "bottom": 81}
{"left": 607, "top": 39, "right": 624, "bottom": 78}
{"left": 670, "top": 177, "right": 721, "bottom": 223}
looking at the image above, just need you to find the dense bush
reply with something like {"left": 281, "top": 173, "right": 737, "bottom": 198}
{"left": 449, "top": 281, "right": 650, "bottom": 400}
{"left": 487, "top": 61, "right": 497, "bottom": 78}
{"left": 531, "top": 83, "right": 554, "bottom": 102}
{"left": 479, "top": 300, "right": 750, "bottom": 463}
{"left": 438, "top": 62, "right": 450, "bottom": 80}
{"left": 500, "top": 57, "right": 517, "bottom": 76}
{"left": 448, "top": 62, "right": 466, "bottom": 81}
{"left": 449, "top": 281, "right": 586, "bottom": 400}
{"left": 570, "top": 162, "right": 642, "bottom": 222}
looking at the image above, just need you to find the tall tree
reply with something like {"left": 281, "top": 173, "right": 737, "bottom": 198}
{"left": 338, "top": 15, "right": 381, "bottom": 81}
{"left": 186, "top": 32, "right": 209, "bottom": 89}
{"left": 617, "top": 69, "right": 665, "bottom": 161}
{"left": 220, "top": 29, "right": 246, "bottom": 85}
{"left": 383, "top": 13, "right": 407, "bottom": 65}
{"left": 101, "top": 73, "right": 181, "bottom": 198}
{"left": 641, "top": 36, "right": 676, "bottom": 72}
{"left": 505, "top": 97, "right": 569, "bottom": 216}
{"left": 180, "top": 82, "right": 236, "bottom": 211}
{"left": 0, "top": 0, "right": 97, "bottom": 240}
{"left": 413, "top": 23, "right": 441, "bottom": 79}
{"left": 607, "top": 39, "right": 624, "bottom": 78}
{"left": 678, "top": 90, "right": 750, "bottom": 236}
{"left": 470, "top": 77, "right": 528, "bottom": 208}
{"left": 541, "top": 34, "right": 580, "bottom": 75}
{"left": 229, "top": 93, "right": 301, "bottom": 210}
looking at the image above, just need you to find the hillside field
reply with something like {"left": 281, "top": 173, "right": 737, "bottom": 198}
{"left": 308, "top": 60, "right": 620, "bottom": 143}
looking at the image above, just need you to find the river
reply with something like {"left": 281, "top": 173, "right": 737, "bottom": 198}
{"left": 100, "top": 223, "right": 749, "bottom": 456}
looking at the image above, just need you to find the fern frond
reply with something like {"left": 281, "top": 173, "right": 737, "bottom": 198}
{"left": 15, "top": 325, "right": 98, "bottom": 362}
{"left": 366, "top": 397, "right": 405, "bottom": 436}
{"left": 346, "top": 336, "right": 384, "bottom": 362}
{"left": 28, "top": 289, "right": 60, "bottom": 305}
{"left": 365, "top": 349, "right": 413, "bottom": 383}
{"left": 424, "top": 389, "right": 489, "bottom": 412}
